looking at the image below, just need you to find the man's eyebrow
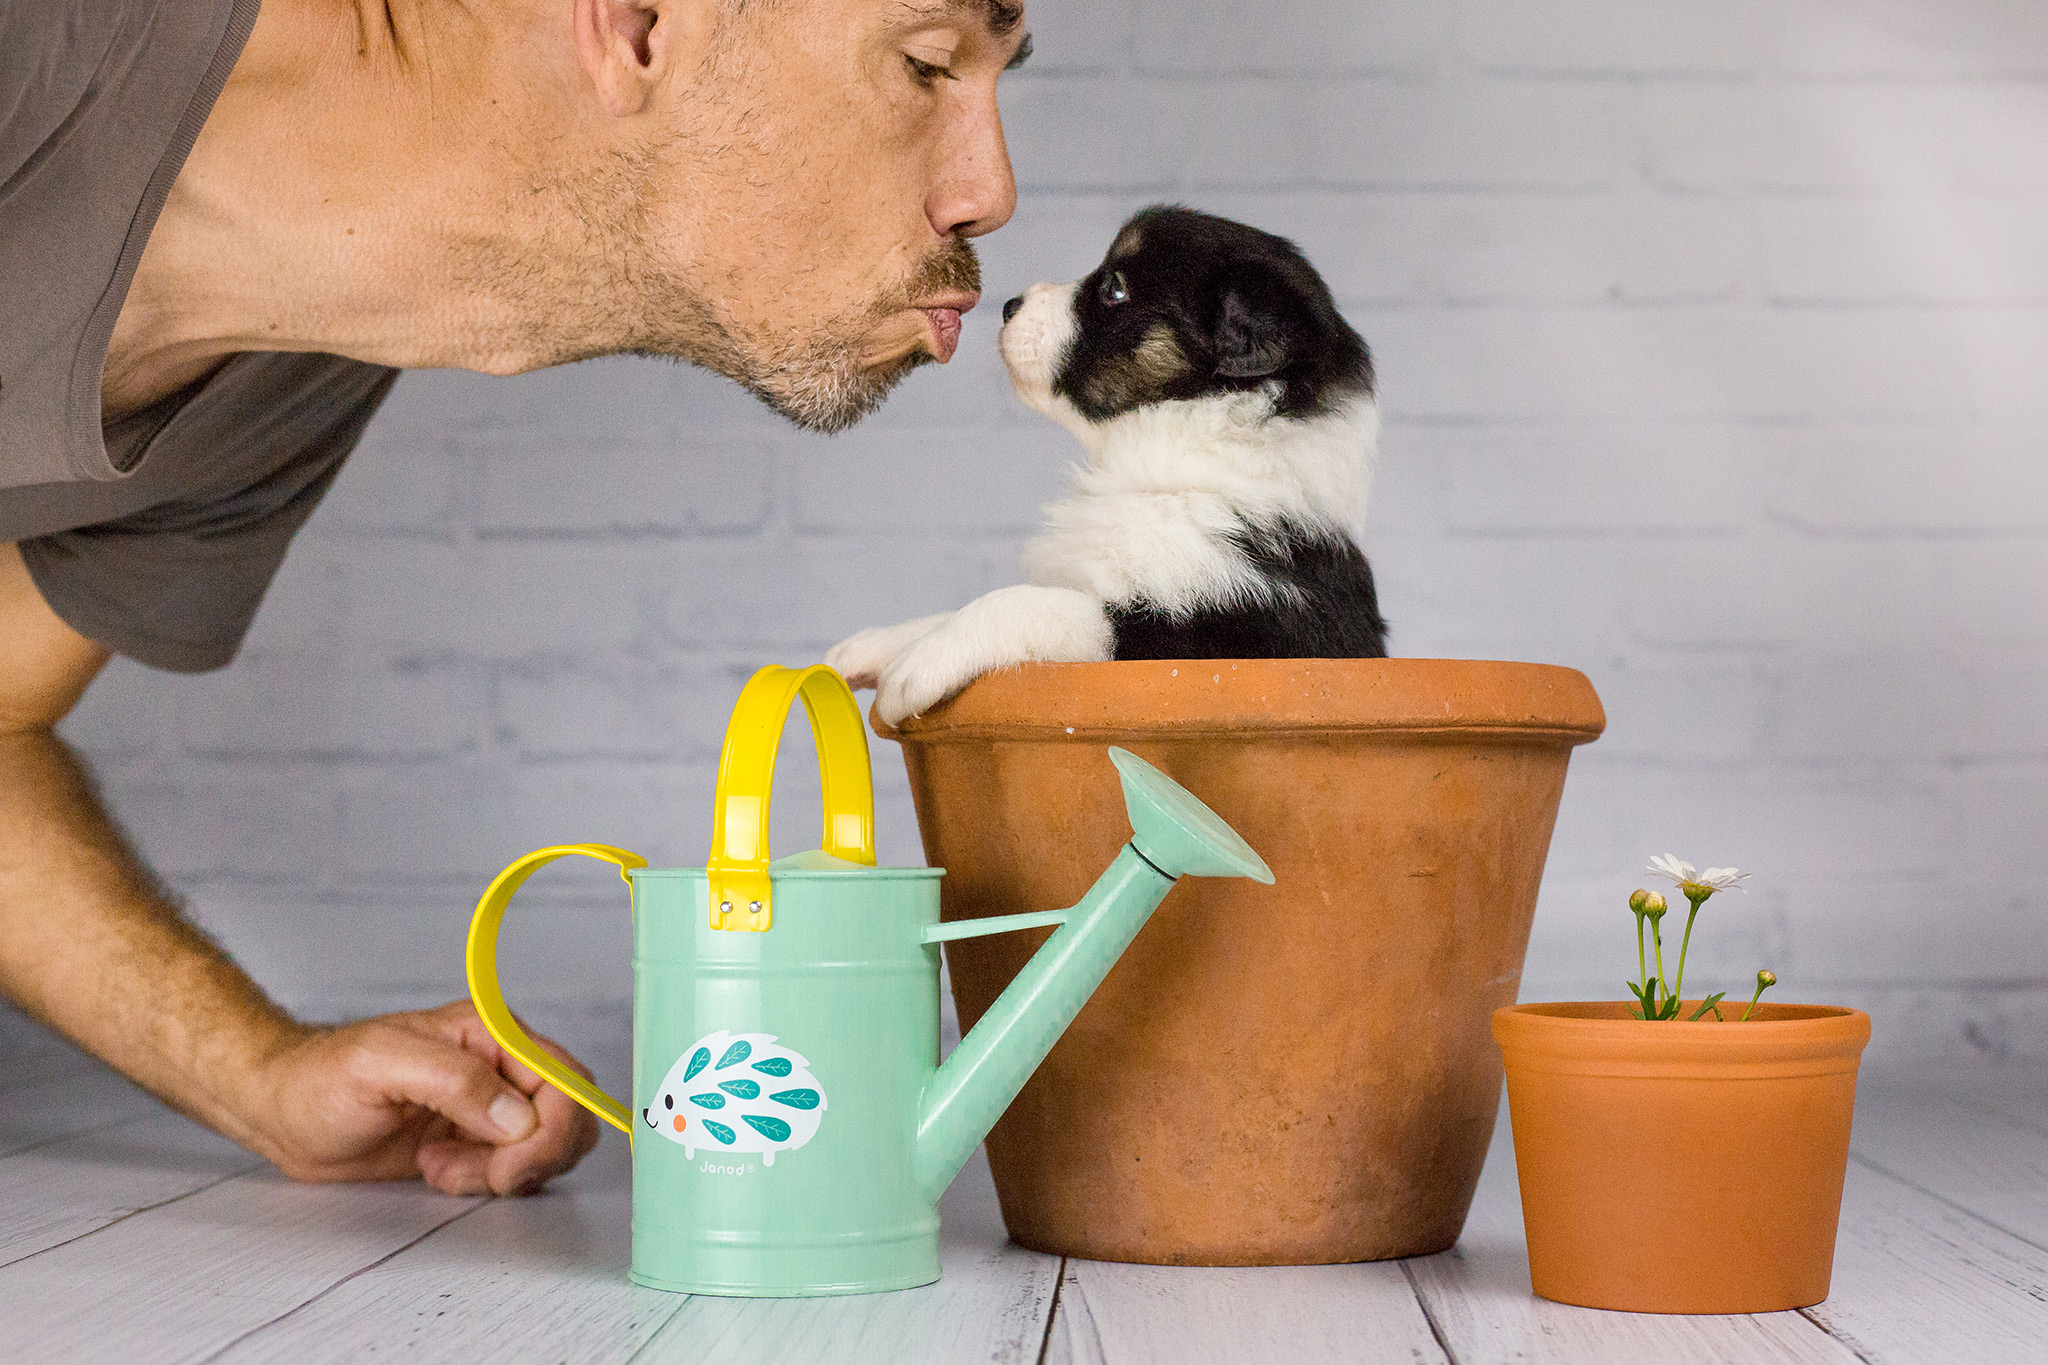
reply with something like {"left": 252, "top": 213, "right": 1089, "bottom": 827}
{"left": 962, "top": 0, "right": 1025, "bottom": 39}
{"left": 895, "top": 1, "right": 1031, "bottom": 65}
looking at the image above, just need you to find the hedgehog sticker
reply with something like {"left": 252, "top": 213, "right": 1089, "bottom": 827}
{"left": 642, "top": 1030, "right": 827, "bottom": 1166}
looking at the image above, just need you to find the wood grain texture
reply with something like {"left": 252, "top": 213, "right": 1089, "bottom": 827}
{"left": 213, "top": 1141, "right": 680, "bottom": 1364}
{"left": 0, "top": 1108, "right": 259, "bottom": 1266}
{"left": 1401, "top": 1104, "right": 1861, "bottom": 1365}
{"left": 5, "top": 1058, "right": 2046, "bottom": 1362}
{"left": 0, "top": 1163, "right": 484, "bottom": 1361}
{"left": 1850, "top": 1085, "right": 2048, "bottom": 1250}
{"left": 0, "top": 1069, "right": 159, "bottom": 1158}
{"left": 0, "top": 1007, "right": 101, "bottom": 1093}
{"left": 1860, "top": 1058, "right": 2048, "bottom": 1140}
{"left": 1041, "top": 1257, "right": 1448, "bottom": 1365}
{"left": 633, "top": 1148, "right": 1060, "bottom": 1365}
{"left": 1805, "top": 1160, "right": 2048, "bottom": 1364}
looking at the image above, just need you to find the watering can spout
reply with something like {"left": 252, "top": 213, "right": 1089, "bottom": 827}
{"left": 913, "top": 748, "right": 1272, "bottom": 1202}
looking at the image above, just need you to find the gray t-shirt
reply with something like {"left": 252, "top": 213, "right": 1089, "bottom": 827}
{"left": 1, "top": 0, "right": 399, "bottom": 671}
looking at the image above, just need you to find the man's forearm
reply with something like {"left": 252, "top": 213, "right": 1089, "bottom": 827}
{"left": 0, "top": 728, "right": 308, "bottom": 1154}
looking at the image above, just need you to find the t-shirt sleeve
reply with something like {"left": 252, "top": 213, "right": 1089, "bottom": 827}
{"left": 18, "top": 359, "right": 399, "bottom": 672}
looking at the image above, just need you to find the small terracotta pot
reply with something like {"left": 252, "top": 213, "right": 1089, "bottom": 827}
{"left": 1493, "top": 1001, "right": 1871, "bottom": 1313}
{"left": 880, "top": 658, "right": 1604, "bottom": 1265}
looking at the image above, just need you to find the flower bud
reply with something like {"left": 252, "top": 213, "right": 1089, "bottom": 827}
{"left": 1642, "top": 890, "right": 1668, "bottom": 921}
{"left": 1629, "top": 888, "right": 1651, "bottom": 914}
{"left": 1757, "top": 969, "right": 1777, "bottom": 988}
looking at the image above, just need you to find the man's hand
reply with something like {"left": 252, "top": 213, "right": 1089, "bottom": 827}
{"left": 249, "top": 1002, "right": 603, "bottom": 1196}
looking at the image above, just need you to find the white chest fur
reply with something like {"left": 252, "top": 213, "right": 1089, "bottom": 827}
{"left": 1021, "top": 392, "right": 1379, "bottom": 614}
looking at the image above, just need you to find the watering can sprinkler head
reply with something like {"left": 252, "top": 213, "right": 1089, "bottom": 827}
{"left": 1110, "top": 747, "right": 1274, "bottom": 885}
{"left": 913, "top": 746, "right": 1273, "bottom": 1201}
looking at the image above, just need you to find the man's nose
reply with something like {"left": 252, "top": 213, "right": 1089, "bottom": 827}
{"left": 1003, "top": 295, "right": 1024, "bottom": 323}
{"left": 926, "top": 104, "right": 1018, "bottom": 239}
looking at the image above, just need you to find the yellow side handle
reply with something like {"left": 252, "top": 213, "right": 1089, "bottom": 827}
{"left": 465, "top": 843, "right": 646, "bottom": 1137}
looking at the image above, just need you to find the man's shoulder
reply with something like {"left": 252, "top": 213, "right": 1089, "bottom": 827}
{"left": 0, "top": 0, "right": 258, "bottom": 491}
{"left": 1, "top": 1, "right": 229, "bottom": 179}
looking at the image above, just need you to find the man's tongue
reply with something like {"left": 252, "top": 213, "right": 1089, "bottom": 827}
{"left": 924, "top": 308, "right": 962, "bottom": 362}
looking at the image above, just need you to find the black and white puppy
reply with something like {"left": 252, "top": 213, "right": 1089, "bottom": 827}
{"left": 829, "top": 205, "right": 1386, "bottom": 725}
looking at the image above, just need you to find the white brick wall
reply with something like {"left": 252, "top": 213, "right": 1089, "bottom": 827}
{"left": 49, "top": 0, "right": 2048, "bottom": 1061}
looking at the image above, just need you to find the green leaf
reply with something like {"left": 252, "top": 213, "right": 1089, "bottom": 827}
{"left": 1658, "top": 995, "right": 1682, "bottom": 1020}
{"left": 1627, "top": 1003, "right": 1645, "bottom": 1020}
{"left": 1687, "top": 992, "right": 1728, "bottom": 1022}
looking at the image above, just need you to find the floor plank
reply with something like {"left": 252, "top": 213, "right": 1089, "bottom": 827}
{"left": 1804, "top": 1158, "right": 2048, "bottom": 1365}
{"left": 1403, "top": 1106, "right": 1861, "bottom": 1365}
{"left": 1850, "top": 1086, "right": 2048, "bottom": 1251}
{"left": 0, "top": 1108, "right": 260, "bottom": 1267}
{"left": 213, "top": 1138, "right": 680, "bottom": 1365}
{"left": 0, "top": 1162, "right": 485, "bottom": 1362}
{"left": 0, "top": 1068, "right": 160, "bottom": 1159}
{"left": 1864, "top": 1057, "right": 2048, "bottom": 1135}
{"left": 5, "top": 1050, "right": 2045, "bottom": 1362}
{"left": 631, "top": 1148, "right": 1060, "bottom": 1365}
{"left": 1042, "top": 1257, "right": 1447, "bottom": 1365}
{"left": 0, "top": 1011, "right": 101, "bottom": 1093}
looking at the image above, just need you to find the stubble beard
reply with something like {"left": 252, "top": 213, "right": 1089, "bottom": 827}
{"left": 518, "top": 163, "right": 984, "bottom": 435}
{"left": 670, "top": 234, "right": 983, "bottom": 435}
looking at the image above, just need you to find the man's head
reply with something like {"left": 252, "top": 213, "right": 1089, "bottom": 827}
{"left": 536, "top": 0, "right": 1029, "bottom": 432}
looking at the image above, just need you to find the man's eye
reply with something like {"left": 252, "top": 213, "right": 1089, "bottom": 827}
{"left": 1099, "top": 272, "right": 1130, "bottom": 306}
{"left": 905, "top": 54, "right": 954, "bottom": 85}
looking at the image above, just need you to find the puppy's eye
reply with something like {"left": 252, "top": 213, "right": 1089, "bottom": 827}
{"left": 1098, "top": 271, "right": 1130, "bottom": 307}
{"left": 664, "top": 1094, "right": 674, "bottom": 1110}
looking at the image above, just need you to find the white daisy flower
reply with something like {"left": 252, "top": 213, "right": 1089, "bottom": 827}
{"left": 1647, "top": 854, "right": 1750, "bottom": 895}
{"left": 1647, "top": 853, "right": 1695, "bottom": 884}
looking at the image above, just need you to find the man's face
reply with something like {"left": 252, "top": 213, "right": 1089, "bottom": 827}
{"left": 635, "top": 0, "right": 1027, "bottom": 431}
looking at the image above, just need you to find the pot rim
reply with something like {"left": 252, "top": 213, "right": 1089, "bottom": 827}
{"left": 878, "top": 657, "right": 1606, "bottom": 745}
{"left": 1493, "top": 1001, "right": 1872, "bottom": 1075}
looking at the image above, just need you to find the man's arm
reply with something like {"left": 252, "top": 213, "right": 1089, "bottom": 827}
{"left": 0, "top": 543, "right": 598, "bottom": 1194}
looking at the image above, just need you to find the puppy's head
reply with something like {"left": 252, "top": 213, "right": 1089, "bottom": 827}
{"left": 999, "top": 205, "right": 1373, "bottom": 427}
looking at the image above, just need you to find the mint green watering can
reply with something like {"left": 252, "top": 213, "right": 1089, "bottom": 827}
{"left": 466, "top": 664, "right": 1272, "bottom": 1297}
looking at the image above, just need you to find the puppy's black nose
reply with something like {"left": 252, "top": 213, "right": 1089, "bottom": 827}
{"left": 1002, "top": 294, "right": 1024, "bottom": 324}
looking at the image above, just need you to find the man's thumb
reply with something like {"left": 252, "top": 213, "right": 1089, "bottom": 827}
{"left": 486, "top": 1091, "right": 539, "bottom": 1141}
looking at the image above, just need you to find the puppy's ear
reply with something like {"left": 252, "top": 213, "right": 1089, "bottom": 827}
{"left": 1213, "top": 268, "right": 1293, "bottom": 379}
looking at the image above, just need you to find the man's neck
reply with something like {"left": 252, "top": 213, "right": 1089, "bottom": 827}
{"left": 103, "top": 0, "right": 647, "bottom": 417}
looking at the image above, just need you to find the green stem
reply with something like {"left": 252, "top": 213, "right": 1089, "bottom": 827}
{"left": 1652, "top": 926, "right": 1668, "bottom": 1016}
{"left": 1671, "top": 897, "right": 1705, "bottom": 1002}
{"left": 1634, "top": 912, "right": 1648, "bottom": 993}
{"left": 1741, "top": 981, "right": 1766, "bottom": 1021}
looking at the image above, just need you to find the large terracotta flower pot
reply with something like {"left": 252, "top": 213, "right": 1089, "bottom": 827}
{"left": 878, "top": 658, "right": 1604, "bottom": 1265}
{"left": 1493, "top": 1001, "right": 1871, "bottom": 1312}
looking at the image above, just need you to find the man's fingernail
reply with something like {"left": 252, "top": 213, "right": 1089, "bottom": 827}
{"left": 488, "top": 1094, "right": 537, "bottom": 1138}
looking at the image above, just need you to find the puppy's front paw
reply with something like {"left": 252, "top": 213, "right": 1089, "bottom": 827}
{"left": 871, "top": 586, "right": 1114, "bottom": 725}
{"left": 826, "top": 613, "right": 954, "bottom": 690}
{"left": 874, "top": 631, "right": 987, "bottom": 727}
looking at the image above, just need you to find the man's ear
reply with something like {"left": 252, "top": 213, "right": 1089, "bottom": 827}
{"left": 574, "top": 0, "right": 708, "bottom": 118}
{"left": 1213, "top": 269, "right": 1293, "bottom": 379}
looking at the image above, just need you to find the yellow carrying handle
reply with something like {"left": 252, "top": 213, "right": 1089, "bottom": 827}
{"left": 466, "top": 843, "right": 647, "bottom": 1137}
{"left": 706, "top": 664, "right": 876, "bottom": 932}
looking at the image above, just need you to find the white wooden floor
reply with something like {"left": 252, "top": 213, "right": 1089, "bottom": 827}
{"left": 3, "top": 1043, "right": 2044, "bottom": 1364}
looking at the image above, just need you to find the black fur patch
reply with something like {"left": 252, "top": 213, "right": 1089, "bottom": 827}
{"left": 1055, "top": 205, "right": 1374, "bottom": 422}
{"left": 1110, "top": 519, "right": 1389, "bottom": 661}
